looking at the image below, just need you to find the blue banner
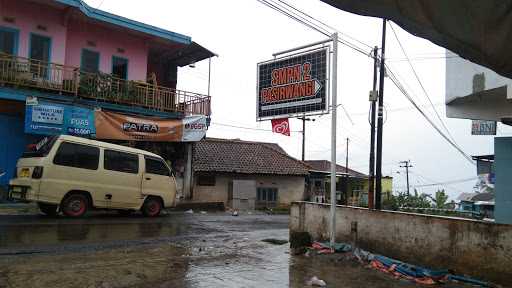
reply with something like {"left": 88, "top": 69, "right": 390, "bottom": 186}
{"left": 25, "top": 101, "right": 95, "bottom": 137}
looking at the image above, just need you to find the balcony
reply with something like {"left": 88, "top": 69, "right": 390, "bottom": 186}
{"left": 0, "top": 53, "right": 211, "bottom": 117}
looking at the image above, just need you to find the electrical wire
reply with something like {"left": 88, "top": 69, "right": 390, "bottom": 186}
{"left": 385, "top": 66, "right": 475, "bottom": 165}
{"left": 389, "top": 23, "right": 458, "bottom": 146}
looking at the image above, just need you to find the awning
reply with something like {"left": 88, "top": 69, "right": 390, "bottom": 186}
{"left": 321, "top": 0, "right": 512, "bottom": 79}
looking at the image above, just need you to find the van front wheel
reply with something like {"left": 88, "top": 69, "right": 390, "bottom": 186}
{"left": 62, "top": 194, "right": 88, "bottom": 217}
{"left": 142, "top": 197, "right": 162, "bottom": 217}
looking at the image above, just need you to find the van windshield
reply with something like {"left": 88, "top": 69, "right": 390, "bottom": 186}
{"left": 21, "top": 136, "right": 58, "bottom": 158}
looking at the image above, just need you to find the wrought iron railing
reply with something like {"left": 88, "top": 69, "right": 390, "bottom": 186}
{"left": 0, "top": 53, "right": 211, "bottom": 116}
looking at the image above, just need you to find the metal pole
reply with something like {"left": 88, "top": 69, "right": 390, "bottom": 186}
{"left": 400, "top": 160, "right": 412, "bottom": 196}
{"left": 345, "top": 137, "right": 349, "bottom": 203}
{"left": 368, "top": 47, "right": 378, "bottom": 210}
{"left": 330, "top": 32, "right": 338, "bottom": 248}
{"left": 208, "top": 57, "right": 211, "bottom": 95}
{"left": 375, "top": 19, "right": 387, "bottom": 210}
{"left": 302, "top": 117, "right": 306, "bottom": 161}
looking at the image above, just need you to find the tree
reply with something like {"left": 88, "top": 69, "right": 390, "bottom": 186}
{"left": 434, "top": 189, "right": 449, "bottom": 209}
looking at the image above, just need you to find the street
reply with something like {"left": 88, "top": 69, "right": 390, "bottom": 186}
{"left": 0, "top": 206, "right": 473, "bottom": 288}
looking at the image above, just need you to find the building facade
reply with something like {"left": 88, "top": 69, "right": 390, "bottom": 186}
{"left": 0, "top": 0, "right": 214, "bottom": 198}
{"left": 304, "top": 160, "right": 393, "bottom": 207}
{"left": 190, "top": 138, "right": 309, "bottom": 209}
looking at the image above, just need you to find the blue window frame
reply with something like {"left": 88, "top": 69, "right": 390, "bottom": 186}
{"left": 81, "top": 49, "right": 100, "bottom": 73}
{"left": 112, "top": 56, "right": 128, "bottom": 79}
{"left": 29, "top": 33, "right": 52, "bottom": 79}
{"left": 0, "top": 26, "right": 19, "bottom": 55}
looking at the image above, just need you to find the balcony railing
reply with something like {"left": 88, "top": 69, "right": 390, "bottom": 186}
{"left": 0, "top": 53, "right": 211, "bottom": 116}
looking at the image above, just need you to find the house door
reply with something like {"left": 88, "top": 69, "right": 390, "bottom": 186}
{"left": 29, "top": 34, "right": 51, "bottom": 78}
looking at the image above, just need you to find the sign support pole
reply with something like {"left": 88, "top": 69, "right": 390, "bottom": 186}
{"left": 330, "top": 32, "right": 338, "bottom": 248}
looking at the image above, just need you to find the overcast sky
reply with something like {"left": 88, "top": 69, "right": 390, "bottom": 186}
{"left": 86, "top": 0, "right": 512, "bottom": 199}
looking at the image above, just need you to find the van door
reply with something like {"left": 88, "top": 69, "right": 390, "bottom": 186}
{"left": 142, "top": 156, "right": 175, "bottom": 207}
{"left": 101, "top": 149, "right": 143, "bottom": 209}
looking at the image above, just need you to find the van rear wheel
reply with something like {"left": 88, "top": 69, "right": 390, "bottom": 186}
{"left": 62, "top": 194, "right": 88, "bottom": 217}
{"left": 38, "top": 203, "right": 58, "bottom": 216}
{"left": 142, "top": 197, "right": 162, "bottom": 217}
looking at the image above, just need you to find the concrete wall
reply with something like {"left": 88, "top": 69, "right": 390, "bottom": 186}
{"left": 192, "top": 173, "right": 305, "bottom": 207}
{"left": 290, "top": 202, "right": 512, "bottom": 285}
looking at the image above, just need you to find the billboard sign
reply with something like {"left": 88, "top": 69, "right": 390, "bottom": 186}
{"left": 257, "top": 48, "right": 328, "bottom": 120}
{"left": 25, "top": 101, "right": 95, "bottom": 136}
{"left": 95, "top": 111, "right": 207, "bottom": 142}
{"left": 471, "top": 120, "right": 496, "bottom": 135}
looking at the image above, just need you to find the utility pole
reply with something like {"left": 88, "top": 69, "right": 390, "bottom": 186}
{"left": 399, "top": 160, "right": 413, "bottom": 196}
{"left": 300, "top": 116, "right": 315, "bottom": 161}
{"left": 368, "top": 47, "right": 378, "bottom": 210}
{"left": 329, "top": 32, "right": 338, "bottom": 249}
{"left": 375, "top": 19, "right": 387, "bottom": 210}
{"left": 345, "top": 137, "right": 349, "bottom": 204}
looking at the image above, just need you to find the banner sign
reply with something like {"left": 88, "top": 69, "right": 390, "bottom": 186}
{"left": 95, "top": 111, "right": 207, "bottom": 142}
{"left": 271, "top": 118, "right": 290, "bottom": 136}
{"left": 471, "top": 120, "right": 496, "bottom": 135}
{"left": 25, "top": 101, "right": 95, "bottom": 136}
{"left": 257, "top": 48, "right": 328, "bottom": 120}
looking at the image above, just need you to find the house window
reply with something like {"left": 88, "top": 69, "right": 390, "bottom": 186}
{"left": 30, "top": 34, "right": 51, "bottom": 62}
{"left": 257, "top": 187, "right": 278, "bottom": 202}
{"left": 81, "top": 49, "right": 99, "bottom": 73}
{"left": 112, "top": 56, "right": 128, "bottom": 79}
{"left": 0, "top": 27, "right": 18, "bottom": 55}
{"left": 197, "top": 175, "right": 215, "bottom": 186}
{"left": 104, "top": 150, "right": 139, "bottom": 174}
{"left": 53, "top": 142, "right": 99, "bottom": 170}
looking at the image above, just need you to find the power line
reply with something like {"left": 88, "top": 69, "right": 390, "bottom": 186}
{"left": 389, "top": 23, "right": 458, "bottom": 145}
{"left": 211, "top": 122, "right": 301, "bottom": 133}
{"left": 385, "top": 65, "right": 475, "bottom": 165}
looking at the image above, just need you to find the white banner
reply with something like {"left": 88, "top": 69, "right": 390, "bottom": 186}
{"left": 182, "top": 115, "right": 208, "bottom": 142}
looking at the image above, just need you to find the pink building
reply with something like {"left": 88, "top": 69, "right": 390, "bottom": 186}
{"left": 0, "top": 0, "right": 214, "bottom": 191}
{"left": 0, "top": 0, "right": 213, "bottom": 101}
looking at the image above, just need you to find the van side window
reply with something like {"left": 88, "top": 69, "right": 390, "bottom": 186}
{"left": 104, "top": 150, "right": 138, "bottom": 174}
{"left": 145, "top": 157, "right": 170, "bottom": 176}
{"left": 53, "top": 142, "right": 99, "bottom": 170}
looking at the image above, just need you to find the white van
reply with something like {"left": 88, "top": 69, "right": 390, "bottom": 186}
{"left": 9, "top": 135, "right": 177, "bottom": 217}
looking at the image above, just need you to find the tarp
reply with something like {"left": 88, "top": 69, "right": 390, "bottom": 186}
{"left": 321, "top": 0, "right": 512, "bottom": 79}
{"left": 95, "top": 111, "right": 207, "bottom": 142}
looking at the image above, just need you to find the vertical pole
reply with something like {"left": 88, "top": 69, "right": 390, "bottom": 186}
{"left": 345, "top": 137, "right": 349, "bottom": 203}
{"left": 368, "top": 47, "right": 378, "bottom": 210}
{"left": 183, "top": 143, "right": 193, "bottom": 200}
{"left": 376, "top": 19, "right": 387, "bottom": 210}
{"left": 330, "top": 32, "right": 338, "bottom": 248}
{"left": 207, "top": 57, "right": 212, "bottom": 96}
{"left": 302, "top": 117, "right": 306, "bottom": 161}
{"left": 406, "top": 163, "right": 410, "bottom": 196}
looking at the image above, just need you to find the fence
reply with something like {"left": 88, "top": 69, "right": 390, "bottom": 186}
{"left": 0, "top": 53, "right": 211, "bottom": 116}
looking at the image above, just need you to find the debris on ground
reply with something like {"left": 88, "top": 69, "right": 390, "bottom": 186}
{"left": 184, "top": 209, "right": 194, "bottom": 214}
{"left": 305, "top": 241, "right": 492, "bottom": 287}
{"left": 306, "top": 276, "right": 326, "bottom": 287}
{"left": 262, "top": 239, "right": 288, "bottom": 245}
{"left": 311, "top": 241, "right": 352, "bottom": 254}
{"left": 232, "top": 210, "right": 239, "bottom": 216}
{"left": 200, "top": 211, "right": 207, "bottom": 214}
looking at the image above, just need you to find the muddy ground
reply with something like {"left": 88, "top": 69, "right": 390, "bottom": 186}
{"left": 0, "top": 206, "right": 478, "bottom": 288}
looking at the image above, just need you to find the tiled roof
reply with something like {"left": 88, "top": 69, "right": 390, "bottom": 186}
{"left": 303, "top": 160, "right": 368, "bottom": 178}
{"left": 471, "top": 192, "right": 494, "bottom": 202}
{"left": 193, "top": 138, "right": 309, "bottom": 176}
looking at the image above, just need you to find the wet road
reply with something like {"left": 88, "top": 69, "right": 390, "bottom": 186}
{"left": 0, "top": 209, "right": 470, "bottom": 288}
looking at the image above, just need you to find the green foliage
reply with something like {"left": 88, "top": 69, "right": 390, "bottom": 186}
{"left": 434, "top": 189, "right": 449, "bottom": 209}
{"left": 383, "top": 190, "right": 432, "bottom": 210}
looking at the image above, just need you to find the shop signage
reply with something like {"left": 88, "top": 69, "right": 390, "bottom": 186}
{"left": 257, "top": 48, "right": 328, "bottom": 120}
{"left": 471, "top": 120, "right": 496, "bottom": 135}
{"left": 25, "top": 102, "right": 95, "bottom": 136}
{"left": 95, "top": 111, "right": 207, "bottom": 142}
